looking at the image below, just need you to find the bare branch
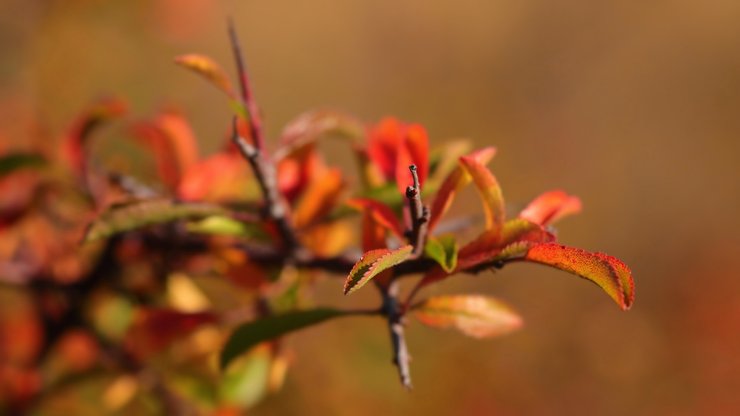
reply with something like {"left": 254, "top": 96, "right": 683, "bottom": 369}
{"left": 227, "top": 18, "right": 265, "bottom": 150}
{"left": 383, "top": 281, "right": 412, "bottom": 389}
{"left": 405, "top": 165, "right": 430, "bottom": 259}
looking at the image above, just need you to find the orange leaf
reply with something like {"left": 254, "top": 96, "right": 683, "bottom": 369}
{"left": 346, "top": 198, "right": 404, "bottom": 239}
{"left": 174, "top": 54, "right": 235, "bottom": 98}
{"left": 414, "top": 295, "right": 523, "bottom": 338}
{"left": 428, "top": 147, "right": 496, "bottom": 231}
{"left": 362, "top": 210, "right": 387, "bottom": 252}
{"left": 459, "top": 153, "right": 505, "bottom": 232}
{"left": 395, "top": 123, "right": 429, "bottom": 194}
{"left": 367, "top": 118, "right": 430, "bottom": 195}
{"left": 130, "top": 111, "right": 199, "bottom": 189}
{"left": 177, "top": 152, "right": 251, "bottom": 202}
{"left": 524, "top": 243, "right": 635, "bottom": 310}
{"left": 292, "top": 168, "right": 343, "bottom": 228}
{"left": 61, "top": 97, "right": 128, "bottom": 179}
{"left": 519, "top": 190, "right": 582, "bottom": 226}
{"left": 343, "top": 245, "right": 413, "bottom": 295}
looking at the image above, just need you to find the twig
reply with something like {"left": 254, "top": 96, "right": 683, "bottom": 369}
{"left": 227, "top": 18, "right": 265, "bottom": 151}
{"left": 231, "top": 118, "right": 301, "bottom": 254}
{"left": 405, "top": 165, "right": 430, "bottom": 258}
{"left": 382, "top": 280, "right": 412, "bottom": 389}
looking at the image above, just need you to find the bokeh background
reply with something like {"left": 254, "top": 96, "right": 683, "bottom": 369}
{"left": 2, "top": 0, "right": 739, "bottom": 414}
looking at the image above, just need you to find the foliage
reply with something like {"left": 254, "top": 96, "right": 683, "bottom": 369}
{"left": 0, "top": 21, "right": 634, "bottom": 414}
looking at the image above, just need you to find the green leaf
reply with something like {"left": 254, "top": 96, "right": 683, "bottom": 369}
{"left": 185, "top": 215, "right": 264, "bottom": 238}
{"left": 84, "top": 199, "right": 228, "bottom": 242}
{"left": 424, "top": 235, "right": 458, "bottom": 273}
{"left": 219, "top": 345, "right": 272, "bottom": 408}
{"left": 524, "top": 243, "right": 635, "bottom": 310}
{"left": 413, "top": 294, "right": 523, "bottom": 338}
{"left": 220, "top": 308, "right": 349, "bottom": 369}
{"left": 343, "top": 245, "right": 413, "bottom": 295}
{"left": 0, "top": 153, "right": 46, "bottom": 177}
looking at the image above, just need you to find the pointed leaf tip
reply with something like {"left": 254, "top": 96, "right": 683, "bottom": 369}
{"left": 524, "top": 243, "right": 635, "bottom": 310}
{"left": 343, "top": 245, "right": 413, "bottom": 295}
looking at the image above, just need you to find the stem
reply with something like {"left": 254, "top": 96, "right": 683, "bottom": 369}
{"left": 382, "top": 280, "right": 412, "bottom": 389}
{"left": 227, "top": 18, "right": 265, "bottom": 151}
{"left": 405, "top": 165, "right": 429, "bottom": 259}
{"left": 232, "top": 119, "right": 301, "bottom": 255}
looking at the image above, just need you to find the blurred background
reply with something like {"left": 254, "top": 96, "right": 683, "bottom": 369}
{"left": 1, "top": 0, "right": 739, "bottom": 414}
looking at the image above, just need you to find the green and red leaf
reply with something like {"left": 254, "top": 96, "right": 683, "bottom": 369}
{"left": 428, "top": 147, "right": 496, "bottom": 232}
{"left": 84, "top": 198, "right": 228, "bottom": 242}
{"left": 414, "top": 295, "right": 523, "bottom": 338}
{"left": 343, "top": 245, "right": 413, "bottom": 295}
{"left": 220, "top": 308, "right": 350, "bottom": 369}
{"left": 524, "top": 243, "right": 635, "bottom": 310}
{"left": 519, "top": 190, "right": 582, "bottom": 226}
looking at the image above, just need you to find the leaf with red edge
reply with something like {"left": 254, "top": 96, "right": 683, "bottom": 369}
{"left": 519, "top": 190, "right": 582, "bottom": 226}
{"left": 524, "top": 243, "right": 635, "bottom": 310}
{"left": 292, "top": 168, "right": 343, "bottom": 229}
{"left": 343, "top": 245, "right": 413, "bottom": 295}
{"left": 346, "top": 198, "right": 404, "bottom": 239}
{"left": 61, "top": 97, "right": 128, "bottom": 179}
{"left": 459, "top": 153, "right": 505, "bottom": 232}
{"left": 174, "top": 54, "right": 235, "bottom": 98}
{"left": 413, "top": 295, "right": 523, "bottom": 338}
{"left": 428, "top": 147, "right": 496, "bottom": 231}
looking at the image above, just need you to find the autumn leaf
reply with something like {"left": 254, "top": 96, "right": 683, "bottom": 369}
{"left": 126, "top": 308, "right": 218, "bottom": 358}
{"left": 61, "top": 97, "right": 128, "bottom": 179}
{"left": 459, "top": 153, "right": 505, "bottom": 232}
{"left": 346, "top": 198, "right": 404, "bottom": 239}
{"left": 174, "top": 54, "right": 235, "bottom": 98}
{"left": 343, "top": 245, "right": 413, "bottom": 295}
{"left": 220, "top": 308, "right": 350, "bottom": 369}
{"left": 519, "top": 190, "right": 582, "bottom": 226}
{"left": 274, "top": 110, "right": 365, "bottom": 161}
{"left": 292, "top": 168, "right": 343, "bottom": 229}
{"left": 424, "top": 235, "right": 458, "bottom": 273}
{"left": 84, "top": 198, "right": 228, "bottom": 242}
{"left": 428, "top": 147, "right": 496, "bottom": 231}
{"left": 413, "top": 295, "right": 523, "bottom": 338}
{"left": 524, "top": 243, "right": 635, "bottom": 310}
{"left": 367, "top": 118, "right": 430, "bottom": 195}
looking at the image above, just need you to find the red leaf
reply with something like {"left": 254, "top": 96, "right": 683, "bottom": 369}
{"left": 395, "top": 123, "right": 429, "bottom": 194}
{"left": 459, "top": 153, "right": 505, "bottom": 232}
{"left": 519, "top": 190, "right": 582, "bottom": 226}
{"left": 524, "top": 243, "right": 635, "bottom": 310}
{"left": 126, "top": 308, "right": 218, "bottom": 357}
{"left": 131, "top": 110, "right": 199, "bottom": 189}
{"left": 367, "top": 117, "right": 430, "bottom": 195}
{"left": 362, "top": 210, "right": 387, "bottom": 252}
{"left": 61, "top": 97, "right": 128, "bottom": 180}
{"left": 177, "top": 152, "right": 249, "bottom": 202}
{"left": 346, "top": 198, "right": 404, "bottom": 239}
{"left": 428, "top": 147, "right": 496, "bottom": 231}
{"left": 292, "top": 168, "right": 344, "bottom": 229}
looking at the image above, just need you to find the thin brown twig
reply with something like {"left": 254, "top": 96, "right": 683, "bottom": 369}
{"left": 405, "top": 165, "right": 429, "bottom": 259}
{"left": 382, "top": 280, "right": 412, "bottom": 389}
{"left": 227, "top": 18, "right": 265, "bottom": 151}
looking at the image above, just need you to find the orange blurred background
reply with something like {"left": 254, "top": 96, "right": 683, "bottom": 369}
{"left": 2, "top": 0, "right": 739, "bottom": 414}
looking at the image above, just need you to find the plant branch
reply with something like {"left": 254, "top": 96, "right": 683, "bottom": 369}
{"left": 405, "top": 165, "right": 429, "bottom": 259}
{"left": 231, "top": 119, "right": 301, "bottom": 255}
{"left": 227, "top": 18, "right": 265, "bottom": 151}
{"left": 382, "top": 280, "right": 412, "bottom": 389}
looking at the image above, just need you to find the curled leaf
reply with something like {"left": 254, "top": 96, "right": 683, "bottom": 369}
{"left": 220, "top": 308, "right": 349, "bottom": 369}
{"left": 174, "top": 54, "right": 235, "bottom": 98}
{"left": 519, "top": 190, "right": 582, "bottom": 226}
{"left": 459, "top": 153, "right": 505, "bottom": 232}
{"left": 428, "top": 147, "right": 496, "bottom": 231}
{"left": 84, "top": 199, "right": 228, "bottom": 242}
{"left": 524, "top": 243, "right": 635, "bottom": 310}
{"left": 424, "top": 235, "right": 458, "bottom": 273}
{"left": 414, "top": 295, "right": 523, "bottom": 338}
{"left": 343, "top": 245, "right": 413, "bottom": 295}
